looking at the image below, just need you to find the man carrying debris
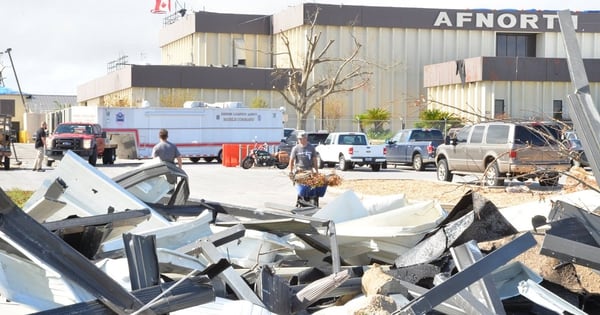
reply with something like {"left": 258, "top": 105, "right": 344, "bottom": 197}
{"left": 288, "top": 131, "right": 318, "bottom": 175}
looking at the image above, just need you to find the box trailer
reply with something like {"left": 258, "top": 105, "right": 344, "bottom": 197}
{"left": 58, "top": 106, "right": 284, "bottom": 163}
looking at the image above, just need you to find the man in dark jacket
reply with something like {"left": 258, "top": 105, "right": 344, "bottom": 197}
{"left": 33, "top": 121, "right": 47, "bottom": 172}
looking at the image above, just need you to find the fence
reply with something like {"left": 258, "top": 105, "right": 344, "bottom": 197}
{"left": 287, "top": 118, "right": 464, "bottom": 140}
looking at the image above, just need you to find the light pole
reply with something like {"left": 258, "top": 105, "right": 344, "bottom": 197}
{"left": 5, "top": 48, "right": 28, "bottom": 112}
{"left": 320, "top": 97, "right": 324, "bottom": 130}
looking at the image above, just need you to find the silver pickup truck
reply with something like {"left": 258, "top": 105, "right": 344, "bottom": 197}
{"left": 316, "top": 132, "right": 386, "bottom": 171}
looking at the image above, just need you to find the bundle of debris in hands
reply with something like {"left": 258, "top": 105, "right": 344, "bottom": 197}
{"left": 0, "top": 151, "right": 599, "bottom": 314}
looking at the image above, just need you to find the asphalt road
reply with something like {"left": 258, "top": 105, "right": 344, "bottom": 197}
{"left": 1, "top": 143, "right": 446, "bottom": 209}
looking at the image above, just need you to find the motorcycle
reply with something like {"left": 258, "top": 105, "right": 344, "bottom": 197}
{"left": 241, "top": 142, "right": 288, "bottom": 169}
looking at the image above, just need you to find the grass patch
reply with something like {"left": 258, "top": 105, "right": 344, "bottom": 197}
{"left": 6, "top": 189, "right": 34, "bottom": 209}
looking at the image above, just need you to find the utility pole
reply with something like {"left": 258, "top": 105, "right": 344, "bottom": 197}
{"left": 5, "top": 48, "right": 28, "bottom": 112}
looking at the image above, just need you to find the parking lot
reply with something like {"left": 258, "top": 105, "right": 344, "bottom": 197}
{"left": 1, "top": 143, "right": 444, "bottom": 209}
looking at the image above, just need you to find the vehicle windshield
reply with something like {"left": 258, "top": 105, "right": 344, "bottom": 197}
{"left": 307, "top": 133, "right": 328, "bottom": 145}
{"left": 55, "top": 124, "right": 93, "bottom": 134}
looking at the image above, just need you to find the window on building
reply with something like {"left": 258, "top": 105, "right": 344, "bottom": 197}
{"left": 553, "top": 100, "right": 563, "bottom": 120}
{"left": 496, "top": 33, "right": 536, "bottom": 57}
{"left": 494, "top": 99, "right": 505, "bottom": 119}
{"left": 233, "top": 39, "right": 246, "bottom": 67}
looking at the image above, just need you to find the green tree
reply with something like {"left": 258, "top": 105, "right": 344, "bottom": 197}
{"left": 250, "top": 97, "right": 268, "bottom": 108}
{"left": 357, "top": 107, "right": 391, "bottom": 139}
{"left": 415, "top": 109, "right": 461, "bottom": 130}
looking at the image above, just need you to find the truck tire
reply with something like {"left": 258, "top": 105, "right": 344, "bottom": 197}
{"left": 216, "top": 150, "right": 223, "bottom": 164}
{"left": 3, "top": 156, "right": 9, "bottom": 170}
{"left": 318, "top": 156, "right": 325, "bottom": 169}
{"left": 88, "top": 148, "right": 98, "bottom": 166}
{"left": 189, "top": 157, "right": 201, "bottom": 163}
{"left": 412, "top": 153, "right": 424, "bottom": 171}
{"left": 436, "top": 158, "right": 453, "bottom": 182}
{"left": 102, "top": 148, "right": 115, "bottom": 165}
{"left": 371, "top": 163, "right": 381, "bottom": 172}
{"left": 483, "top": 162, "right": 504, "bottom": 186}
{"left": 339, "top": 155, "right": 350, "bottom": 171}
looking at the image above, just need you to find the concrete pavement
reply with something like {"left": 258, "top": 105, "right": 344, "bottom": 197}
{"left": 1, "top": 143, "right": 343, "bottom": 209}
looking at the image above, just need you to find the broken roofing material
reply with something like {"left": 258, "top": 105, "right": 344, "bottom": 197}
{"left": 292, "top": 190, "right": 448, "bottom": 265}
{"left": 5, "top": 143, "right": 600, "bottom": 313}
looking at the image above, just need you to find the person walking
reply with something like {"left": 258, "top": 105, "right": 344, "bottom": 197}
{"left": 289, "top": 131, "right": 321, "bottom": 207}
{"left": 288, "top": 131, "right": 318, "bottom": 174}
{"left": 32, "top": 121, "right": 47, "bottom": 172}
{"left": 152, "top": 128, "right": 182, "bottom": 168}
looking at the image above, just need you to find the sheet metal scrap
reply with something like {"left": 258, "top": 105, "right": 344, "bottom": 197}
{"left": 0, "top": 188, "right": 152, "bottom": 315}
{"left": 395, "top": 191, "right": 516, "bottom": 268}
{"left": 35, "top": 275, "right": 215, "bottom": 315}
{"left": 396, "top": 232, "right": 537, "bottom": 315}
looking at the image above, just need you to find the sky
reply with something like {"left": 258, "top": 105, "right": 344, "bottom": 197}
{"left": 1, "top": 0, "right": 599, "bottom": 96}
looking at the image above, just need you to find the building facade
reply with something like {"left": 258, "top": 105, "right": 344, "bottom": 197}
{"left": 77, "top": 4, "right": 600, "bottom": 131}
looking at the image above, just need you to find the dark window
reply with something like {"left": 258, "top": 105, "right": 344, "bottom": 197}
{"left": 494, "top": 99, "right": 505, "bottom": 118}
{"left": 514, "top": 124, "right": 560, "bottom": 146}
{"left": 553, "top": 100, "right": 563, "bottom": 120}
{"left": 412, "top": 129, "right": 444, "bottom": 141}
{"left": 470, "top": 126, "right": 485, "bottom": 144}
{"left": 456, "top": 126, "right": 472, "bottom": 143}
{"left": 496, "top": 33, "right": 536, "bottom": 57}
{"left": 486, "top": 125, "right": 510, "bottom": 144}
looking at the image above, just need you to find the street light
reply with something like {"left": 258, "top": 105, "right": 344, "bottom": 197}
{"left": 4, "top": 48, "right": 28, "bottom": 112}
{"left": 320, "top": 97, "right": 324, "bottom": 130}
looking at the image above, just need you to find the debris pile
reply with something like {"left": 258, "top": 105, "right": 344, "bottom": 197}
{"left": 1, "top": 151, "right": 600, "bottom": 314}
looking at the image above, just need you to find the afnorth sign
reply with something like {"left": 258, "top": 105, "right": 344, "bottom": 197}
{"left": 433, "top": 11, "right": 578, "bottom": 31}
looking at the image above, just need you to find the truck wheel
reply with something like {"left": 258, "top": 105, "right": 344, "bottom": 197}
{"left": 102, "top": 148, "right": 114, "bottom": 165}
{"left": 216, "top": 151, "right": 223, "bottom": 164}
{"left": 318, "top": 156, "right": 325, "bottom": 169}
{"left": 339, "top": 155, "right": 350, "bottom": 171}
{"left": 371, "top": 163, "right": 381, "bottom": 172}
{"left": 88, "top": 148, "right": 98, "bottom": 166}
{"left": 204, "top": 157, "right": 215, "bottom": 163}
{"left": 3, "top": 156, "right": 9, "bottom": 170}
{"left": 189, "top": 157, "right": 201, "bottom": 163}
{"left": 436, "top": 158, "right": 453, "bottom": 182}
{"left": 412, "top": 153, "right": 424, "bottom": 171}
{"left": 46, "top": 159, "right": 54, "bottom": 167}
{"left": 483, "top": 162, "right": 504, "bottom": 186}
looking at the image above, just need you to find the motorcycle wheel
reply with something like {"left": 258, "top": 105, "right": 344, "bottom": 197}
{"left": 276, "top": 162, "right": 288, "bottom": 169}
{"left": 241, "top": 157, "right": 254, "bottom": 169}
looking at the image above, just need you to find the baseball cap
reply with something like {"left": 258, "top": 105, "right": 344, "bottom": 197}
{"left": 297, "top": 131, "right": 307, "bottom": 138}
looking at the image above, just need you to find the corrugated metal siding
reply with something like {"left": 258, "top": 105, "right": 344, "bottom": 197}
{"left": 428, "top": 81, "right": 600, "bottom": 122}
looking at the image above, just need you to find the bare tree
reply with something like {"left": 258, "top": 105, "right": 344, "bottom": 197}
{"left": 273, "top": 8, "right": 372, "bottom": 130}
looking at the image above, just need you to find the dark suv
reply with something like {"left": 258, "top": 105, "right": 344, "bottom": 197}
{"left": 278, "top": 130, "right": 329, "bottom": 155}
{"left": 435, "top": 121, "right": 571, "bottom": 186}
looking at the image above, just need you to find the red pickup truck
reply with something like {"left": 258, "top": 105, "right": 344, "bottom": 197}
{"left": 46, "top": 122, "right": 117, "bottom": 166}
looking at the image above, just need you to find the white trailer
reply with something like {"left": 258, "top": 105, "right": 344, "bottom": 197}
{"left": 60, "top": 106, "right": 284, "bottom": 163}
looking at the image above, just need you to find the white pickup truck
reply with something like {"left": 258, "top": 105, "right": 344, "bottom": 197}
{"left": 316, "top": 132, "right": 387, "bottom": 171}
